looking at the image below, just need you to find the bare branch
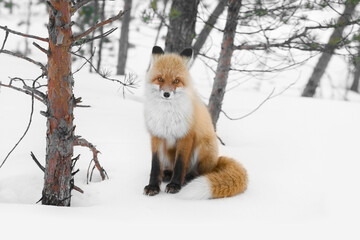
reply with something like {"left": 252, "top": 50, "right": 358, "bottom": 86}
{"left": 30, "top": 152, "right": 45, "bottom": 172}
{"left": 0, "top": 81, "right": 46, "bottom": 104}
{"left": 71, "top": 0, "right": 93, "bottom": 15}
{"left": 72, "top": 27, "right": 117, "bottom": 46}
{"left": 73, "top": 136, "right": 108, "bottom": 183}
{"left": 0, "top": 25, "right": 48, "bottom": 42}
{"left": 32, "top": 42, "right": 50, "bottom": 56}
{"left": 0, "top": 77, "right": 39, "bottom": 169}
{"left": 0, "top": 49, "right": 47, "bottom": 75}
{"left": 221, "top": 81, "right": 297, "bottom": 121}
{"left": 221, "top": 88, "right": 275, "bottom": 121}
{"left": 71, "top": 50, "right": 138, "bottom": 89}
{"left": 1, "top": 27, "right": 9, "bottom": 50}
{"left": 72, "top": 10, "right": 124, "bottom": 43}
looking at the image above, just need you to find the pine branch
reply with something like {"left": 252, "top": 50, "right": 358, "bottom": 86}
{"left": 32, "top": 42, "right": 50, "bottom": 56}
{"left": 72, "top": 10, "right": 124, "bottom": 43}
{"left": 0, "top": 49, "right": 47, "bottom": 75}
{"left": 71, "top": 0, "right": 93, "bottom": 15}
{"left": 0, "top": 25, "right": 48, "bottom": 42}
{"left": 71, "top": 50, "right": 138, "bottom": 89}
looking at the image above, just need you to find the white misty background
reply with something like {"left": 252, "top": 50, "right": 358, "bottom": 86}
{"left": 0, "top": 1, "right": 359, "bottom": 239}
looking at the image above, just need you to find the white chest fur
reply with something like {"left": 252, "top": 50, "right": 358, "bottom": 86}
{"left": 144, "top": 84, "right": 193, "bottom": 142}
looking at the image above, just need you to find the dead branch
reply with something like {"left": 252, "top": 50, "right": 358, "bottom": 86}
{"left": 72, "top": 10, "right": 124, "bottom": 43}
{"left": 72, "top": 27, "right": 117, "bottom": 46}
{"left": 0, "top": 82, "right": 46, "bottom": 103}
{"left": 71, "top": 50, "right": 138, "bottom": 90}
{"left": 73, "top": 136, "right": 108, "bottom": 183}
{"left": 0, "top": 25, "right": 49, "bottom": 42}
{"left": 30, "top": 152, "right": 45, "bottom": 172}
{"left": 71, "top": 0, "right": 93, "bottom": 15}
{"left": 32, "top": 42, "right": 50, "bottom": 56}
{"left": 72, "top": 185, "right": 84, "bottom": 194}
{"left": 1, "top": 28, "right": 9, "bottom": 50}
{"left": 0, "top": 49, "right": 47, "bottom": 75}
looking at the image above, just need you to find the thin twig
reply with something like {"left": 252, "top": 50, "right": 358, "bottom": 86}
{"left": 72, "top": 27, "right": 117, "bottom": 46}
{"left": 0, "top": 49, "right": 47, "bottom": 75}
{"left": 71, "top": 0, "right": 93, "bottom": 15}
{"left": 0, "top": 82, "right": 45, "bottom": 103}
{"left": 71, "top": 50, "right": 138, "bottom": 89}
{"left": 0, "top": 77, "right": 38, "bottom": 169}
{"left": 72, "top": 10, "right": 124, "bottom": 43}
{"left": 1, "top": 27, "right": 9, "bottom": 50}
{"left": 0, "top": 25, "right": 48, "bottom": 42}
{"left": 221, "top": 88, "right": 275, "bottom": 121}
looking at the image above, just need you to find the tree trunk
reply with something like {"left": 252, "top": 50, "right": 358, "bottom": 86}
{"left": 89, "top": 0, "right": 99, "bottom": 73}
{"left": 350, "top": 45, "right": 360, "bottom": 92}
{"left": 96, "top": 0, "right": 106, "bottom": 70}
{"left": 302, "top": 1, "right": 358, "bottom": 97}
{"left": 24, "top": 0, "right": 32, "bottom": 56}
{"left": 116, "top": 0, "right": 132, "bottom": 75}
{"left": 208, "top": 0, "right": 242, "bottom": 129}
{"left": 165, "top": 0, "right": 200, "bottom": 53}
{"left": 192, "top": 0, "right": 226, "bottom": 61}
{"left": 42, "top": 0, "right": 74, "bottom": 206}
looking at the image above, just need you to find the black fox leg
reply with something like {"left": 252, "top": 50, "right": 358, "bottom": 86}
{"left": 162, "top": 170, "right": 173, "bottom": 182}
{"left": 165, "top": 155, "right": 184, "bottom": 194}
{"left": 144, "top": 153, "right": 161, "bottom": 196}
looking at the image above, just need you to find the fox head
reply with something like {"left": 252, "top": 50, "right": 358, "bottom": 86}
{"left": 146, "top": 46, "right": 193, "bottom": 100}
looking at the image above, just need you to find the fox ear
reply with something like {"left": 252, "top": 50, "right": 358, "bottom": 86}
{"left": 152, "top": 46, "right": 164, "bottom": 55}
{"left": 180, "top": 48, "right": 193, "bottom": 58}
{"left": 180, "top": 48, "right": 193, "bottom": 67}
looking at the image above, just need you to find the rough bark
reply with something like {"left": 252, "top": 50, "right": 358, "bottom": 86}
{"left": 42, "top": 0, "right": 74, "bottom": 206}
{"left": 192, "top": 0, "right": 226, "bottom": 61}
{"left": 165, "top": 0, "right": 200, "bottom": 53}
{"left": 302, "top": 1, "right": 358, "bottom": 97}
{"left": 208, "top": 0, "right": 242, "bottom": 129}
{"left": 116, "top": 0, "right": 132, "bottom": 75}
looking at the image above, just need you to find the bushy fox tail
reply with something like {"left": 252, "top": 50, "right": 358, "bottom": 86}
{"left": 179, "top": 156, "right": 248, "bottom": 199}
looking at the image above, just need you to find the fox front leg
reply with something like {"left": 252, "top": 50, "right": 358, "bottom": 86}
{"left": 165, "top": 135, "right": 194, "bottom": 194}
{"left": 144, "top": 153, "right": 162, "bottom": 196}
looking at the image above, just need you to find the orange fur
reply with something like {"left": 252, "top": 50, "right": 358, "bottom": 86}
{"left": 144, "top": 48, "right": 248, "bottom": 199}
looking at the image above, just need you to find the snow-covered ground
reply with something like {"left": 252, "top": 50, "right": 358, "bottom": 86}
{"left": 1, "top": 2, "right": 360, "bottom": 239}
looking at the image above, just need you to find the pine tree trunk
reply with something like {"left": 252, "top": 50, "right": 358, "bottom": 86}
{"left": 192, "top": 0, "right": 226, "bottom": 61}
{"left": 302, "top": 1, "right": 358, "bottom": 97}
{"left": 165, "top": 0, "right": 199, "bottom": 53}
{"left": 89, "top": 0, "right": 99, "bottom": 73}
{"left": 208, "top": 0, "right": 242, "bottom": 129}
{"left": 96, "top": 0, "right": 106, "bottom": 70}
{"left": 42, "top": 0, "right": 74, "bottom": 206}
{"left": 350, "top": 45, "right": 360, "bottom": 92}
{"left": 116, "top": 0, "right": 132, "bottom": 75}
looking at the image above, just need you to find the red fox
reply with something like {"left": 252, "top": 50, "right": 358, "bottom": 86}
{"left": 143, "top": 46, "right": 247, "bottom": 199}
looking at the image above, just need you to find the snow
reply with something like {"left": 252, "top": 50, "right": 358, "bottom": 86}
{"left": 1, "top": 2, "right": 360, "bottom": 239}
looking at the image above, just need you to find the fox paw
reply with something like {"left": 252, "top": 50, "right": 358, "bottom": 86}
{"left": 144, "top": 185, "right": 160, "bottom": 196}
{"left": 165, "top": 182, "right": 181, "bottom": 194}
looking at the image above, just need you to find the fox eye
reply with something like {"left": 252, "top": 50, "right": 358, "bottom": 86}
{"left": 173, "top": 78, "right": 180, "bottom": 84}
{"left": 157, "top": 77, "right": 164, "bottom": 82}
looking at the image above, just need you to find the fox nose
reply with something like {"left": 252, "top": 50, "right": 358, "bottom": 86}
{"left": 163, "top": 92, "right": 170, "bottom": 98}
